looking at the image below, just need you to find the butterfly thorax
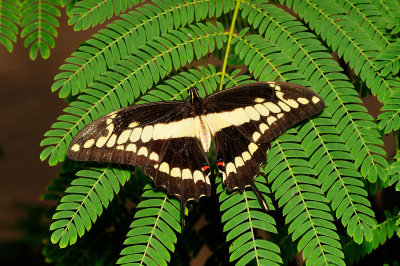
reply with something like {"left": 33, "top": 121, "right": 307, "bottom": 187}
{"left": 188, "top": 87, "right": 212, "bottom": 153}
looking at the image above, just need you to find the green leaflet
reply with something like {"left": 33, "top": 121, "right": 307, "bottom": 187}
{"left": 117, "top": 186, "right": 181, "bottom": 265}
{"left": 265, "top": 131, "right": 346, "bottom": 265}
{"left": 378, "top": 87, "right": 400, "bottom": 134}
{"left": 217, "top": 175, "right": 282, "bottom": 265}
{"left": 68, "top": 0, "right": 141, "bottom": 30}
{"left": 342, "top": 209, "right": 399, "bottom": 265}
{"left": 374, "top": 41, "right": 400, "bottom": 76}
{"left": 0, "top": 0, "right": 20, "bottom": 52}
{"left": 49, "top": 166, "right": 131, "bottom": 248}
{"left": 20, "top": 0, "right": 61, "bottom": 59}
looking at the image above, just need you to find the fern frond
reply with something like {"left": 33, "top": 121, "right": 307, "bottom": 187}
{"left": 374, "top": 41, "right": 400, "bottom": 76}
{"left": 378, "top": 88, "right": 400, "bottom": 134}
{"left": 69, "top": 0, "right": 140, "bottom": 30}
{"left": 50, "top": 165, "right": 131, "bottom": 248}
{"left": 280, "top": 0, "right": 400, "bottom": 102}
{"left": 117, "top": 185, "right": 181, "bottom": 265}
{"left": 0, "top": 0, "right": 20, "bottom": 52}
{"left": 342, "top": 209, "right": 399, "bottom": 265}
{"left": 53, "top": 0, "right": 234, "bottom": 98}
{"left": 20, "top": 0, "right": 61, "bottom": 60}
{"left": 217, "top": 174, "right": 281, "bottom": 265}
{"left": 41, "top": 22, "right": 227, "bottom": 166}
{"left": 241, "top": 2, "right": 388, "bottom": 182}
{"left": 265, "top": 131, "right": 346, "bottom": 265}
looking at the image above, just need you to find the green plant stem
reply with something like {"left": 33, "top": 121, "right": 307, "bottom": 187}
{"left": 395, "top": 131, "right": 399, "bottom": 159}
{"left": 219, "top": 0, "right": 241, "bottom": 91}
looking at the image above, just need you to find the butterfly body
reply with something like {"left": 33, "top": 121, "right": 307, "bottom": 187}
{"left": 68, "top": 82, "right": 324, "bottom": 211}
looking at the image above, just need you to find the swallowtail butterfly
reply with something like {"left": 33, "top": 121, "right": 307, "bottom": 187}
{"left": 68, "top": 82, "right": 324, "bottom": 221}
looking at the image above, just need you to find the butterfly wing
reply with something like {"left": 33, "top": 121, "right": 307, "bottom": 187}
{"left": 204, "top": 82, "right": 325, "bottom": 192}
{"left": 67, "top": 101, "right": 211, "bottom": 204}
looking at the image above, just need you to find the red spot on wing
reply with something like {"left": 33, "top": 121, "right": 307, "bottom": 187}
{"left": 217, "top": 161, "right": 224, "bottom": 167}
{"left": 202, "top": 165, "right": 209, "bottom": 172}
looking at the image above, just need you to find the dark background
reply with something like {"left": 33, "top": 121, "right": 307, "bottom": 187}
{"left": 0, "top": 10, "right": 397, "bottom": 266}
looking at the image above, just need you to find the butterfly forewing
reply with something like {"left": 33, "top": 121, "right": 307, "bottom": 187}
{"left": 203, "top": 82, "right": 324, "bottom": 191}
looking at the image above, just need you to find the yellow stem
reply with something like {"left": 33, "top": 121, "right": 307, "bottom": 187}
{"left": 219, "top": 0, "right": 241, "bottom": 91}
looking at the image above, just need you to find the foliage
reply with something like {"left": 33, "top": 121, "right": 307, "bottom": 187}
{"left": 2, "top": 0, "right": 400, "bottom": 264}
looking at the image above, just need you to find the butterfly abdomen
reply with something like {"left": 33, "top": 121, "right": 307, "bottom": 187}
{"left": 195, "top": 115, "right": 212, "bottom": 152}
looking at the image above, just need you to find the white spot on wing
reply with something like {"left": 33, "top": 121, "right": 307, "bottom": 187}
{"left": 170, "top": 168, "right": 181, "bottom": 177}
{"left": 117, "top": 129, "right": 132, "bottom": 144}
{"left": 130, "top": 127, "right": 142, "bottom": 142}
{"left": 248, "top": 143, "right": 258, "bottom": 155}
{"left": 126, "top": 144, "right": 137, "bottom": 152}
{"left": 297, "top": 97, "right": 309, "bottom": 104}
{"left": 254, "top": 97, "right": 264, "bottom": 103}
{"left": 278, "top": 101, "right": 291, "bottom": 112}
{"left": 193, "top": 170, "right": 204, "bottom": 182}
{"left": 159, "top": 162, "right": 169, "bottom": 174}
{"left": 128, "top": 121, "right": 139, "bottom": 128}
{"left": 141, "top": 125, "right": 153, "bottom": 142}
{"left": 226, "top": 162, "right": 237, "bottom": 175}
{"left": 254, "top": 104, "right": 270, "bottom": 116}
{"left": 116, "top": 145, "right": 124, "bottom": 150}
{"left": 242, "top": 151, "right": 251, "bottom": 161}
{"left": 259, "top": 123, "right": 269, "bottom": 133}
{"left": 71, "top": 144, "right": 80, "bottom": 152}
{"left": 267, "top": 116, "right": 277, "bottom": 125}
{"left": 277, "top": 113, "right": 284, "bottom": 119}
{"left": 252, "top": 131, "right": 261, "bottom": 142}
{"left": 83, "top": 139, "right": 95, "bottom": 148}
{"left": 245, "top": 106, "right": 260, "bottom": 120}
{"left": 235, "top": 156, "right": 245, "bottom": 168}
{"left": 286, "top": 99, "right": 299, "bottom": 108}
{"left": 264, "top": 102, "right": 281, "bottom": 113}
{"left": 312, "top": 96, "right": 320, "bottom": 103}
{"left": 182, "top": 169, "right": 192, "bottom": 180}
{"left": 275, "top": 85, "right": 281, "bottom": 91}
{"left": 96, "top": 124, "right": 114, "bottom": 148}
{"left": 106, "top": 134, "right": 117, "bottom": 147}
{"left": 138, "top": 146, "right": 148, "bottom": 157}
{"left": 149, "top": 152, "right": 159, "bottom": 162}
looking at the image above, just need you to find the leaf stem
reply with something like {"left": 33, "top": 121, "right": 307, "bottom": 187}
{"left": 219, "top": 0, "right": 241, "bottom": 91}
{"left": 395, "top": 130, "right": 399, "bottom": 159}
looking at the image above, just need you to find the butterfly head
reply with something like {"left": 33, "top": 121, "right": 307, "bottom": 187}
{"left": 188, "top": 87, "right": 202, "bottom": 104}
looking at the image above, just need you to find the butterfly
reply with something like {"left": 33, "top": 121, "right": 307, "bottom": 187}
{"left": 67, "top": 81, "right": 325, "bottom": 221}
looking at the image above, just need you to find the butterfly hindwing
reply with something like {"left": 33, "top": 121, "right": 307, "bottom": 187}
{"left": 204, "top": 82, "right": 324, "bottom": 191}
{"left": 144, "top": 137, "right": 211, "bottom": 204}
